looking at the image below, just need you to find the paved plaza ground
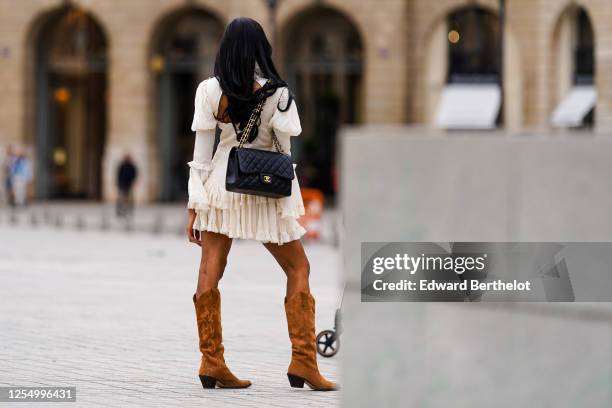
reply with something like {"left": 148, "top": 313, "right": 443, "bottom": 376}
{"left": 0, "top": 220, "right": 342, "bottom": 407}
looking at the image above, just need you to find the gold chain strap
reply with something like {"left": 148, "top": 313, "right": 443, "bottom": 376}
{"left": 237, "top": 99, "right": 285, "bottom": 154}
{"left": 238, "top": 100, "right": 265, "bottom": 148}
{"left": 271, "top": 132, "right": 285, "bottom": 154}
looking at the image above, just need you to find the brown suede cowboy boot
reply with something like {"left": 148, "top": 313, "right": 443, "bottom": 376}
{"left": 193, "top": 288, "right": 251, "bottom": 389}
{"left": 284, "top": 291, "right": 337, "bottom": 391}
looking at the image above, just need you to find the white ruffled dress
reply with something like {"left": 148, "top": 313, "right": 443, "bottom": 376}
{"left": 187, "top": 76, "right": 306, "bottom": 245}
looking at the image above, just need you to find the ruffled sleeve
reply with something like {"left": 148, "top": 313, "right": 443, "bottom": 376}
{"left": 191, "top": 78, "right": 219, "bottom": 132}
{"left": 270, "top": 87, "right": 302, "bottom": 136}
{"left": 188, "top": 78, "right": 219, "bottom": 210}
{"left": 187, "top": 129, "right": 216, "bottom": 210}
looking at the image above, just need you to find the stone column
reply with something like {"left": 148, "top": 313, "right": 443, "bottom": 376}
{"left": 359, "top": 0, "right": 408, "bottom": 123}
{"left": 591, "top": 1, "right": 612, "bottom": 134}
{"left": 0, "top": 2, "right": 32, "bottom": 193}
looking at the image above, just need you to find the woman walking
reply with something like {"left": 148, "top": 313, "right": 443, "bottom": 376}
{"left": 186, "top": 17, "right": 337, "bottom": 391}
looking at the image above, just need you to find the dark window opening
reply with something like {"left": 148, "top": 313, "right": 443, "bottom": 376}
{"left": 447, "top": 7, "right": 500, "bottom": 84}
{"left": 574, "top": 8, "right": 594, "bottom": 85}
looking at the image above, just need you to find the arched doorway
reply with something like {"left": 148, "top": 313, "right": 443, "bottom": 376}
{"left": 150, "top": 8, "right": 223, "bottom": 201}
{"left": 34, "top": 7, "right": 108, "bottom": 199}
{"left": 550, "top": 6, "right": 595, "bottom": 128}
{"left": 283, "top": 7, "right": 363, "bottom": 198}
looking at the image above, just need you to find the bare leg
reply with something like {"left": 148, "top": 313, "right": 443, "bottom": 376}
{"left": 196, "top": 231, "right": 233, "bottom": 300}
{"left": 263, "top": 239, "right": 310, "bottom": 297}
{"left": 192, "top": 231, "right": 250, "bottom": 389}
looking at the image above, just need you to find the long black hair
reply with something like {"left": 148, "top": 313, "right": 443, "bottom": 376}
{"left": 214, "top": 17, "right": 293, "bottom": 142}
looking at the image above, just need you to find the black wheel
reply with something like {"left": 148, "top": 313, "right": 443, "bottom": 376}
{"left": 316, "top": 329, "right": 339, "bottom": 358}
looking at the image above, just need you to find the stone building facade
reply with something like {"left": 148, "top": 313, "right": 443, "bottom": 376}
{"left": 0, "top": 0, "right": 610, "bottom": 203}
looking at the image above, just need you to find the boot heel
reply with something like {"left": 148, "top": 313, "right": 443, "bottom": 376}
{"left": 287, "top": 373, "right": 305, "bottom": 388}
{"left": 199, "top": 375, "right": 217, "bottom": 389}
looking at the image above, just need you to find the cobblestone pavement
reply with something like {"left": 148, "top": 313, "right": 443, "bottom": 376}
{"left": 0, "top": 225, "right": 342, "bottom": 407}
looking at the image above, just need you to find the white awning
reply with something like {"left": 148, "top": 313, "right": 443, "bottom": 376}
{"left": 551, "top": 86, "right": 596, "bottom": 127}
{"left": 435, "top": 84, "right": 501, "bottom": 129}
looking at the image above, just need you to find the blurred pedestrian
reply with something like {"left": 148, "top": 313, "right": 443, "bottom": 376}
{"left": 116, "top": 154, "right": 138, "bottom": 217}
{"left": 12, "top": 151, "right": 32, "bottom": 207}
{"left": 3, "top": 145, "right": 16, "bottom": 206}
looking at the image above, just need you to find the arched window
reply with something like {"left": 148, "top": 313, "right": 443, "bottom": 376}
{"left": 34, "top": 7, "right": 108, "bottom": 199}
{"left": 436, "top": 7, "right": 501, "bottom": 129}
{"left": 150, "top": 9, "right": 223, "bottom": 201}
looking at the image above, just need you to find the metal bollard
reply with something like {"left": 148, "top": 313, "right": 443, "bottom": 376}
{"left": 9, "top": 211, "right": 17, "bottom": 225}
{"left": 75, "top": 215, "right": 85, "bottom": 230}
{"left": 54, "top": 214, "right": 63, "bottom": 228}
{"left": 152, "top": 214, "right": 163, "bottom": 235}
{"left": 100, "top": 212, "right": 110, "bottom": 230}
{"left": 30, "top": 212, "right": 39, "bottom": 227}
{"left": 123, "top": 217, "right": 134, "bottom": 233}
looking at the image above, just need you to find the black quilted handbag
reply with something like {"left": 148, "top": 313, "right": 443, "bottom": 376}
{"left": 226, "top": 99, "right": 294, "bottom": 198}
